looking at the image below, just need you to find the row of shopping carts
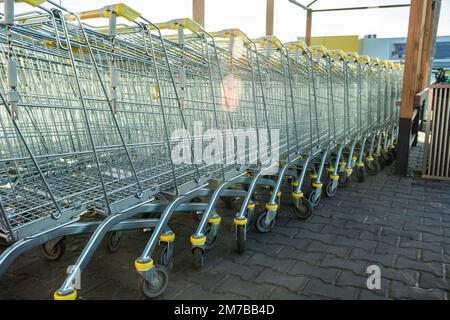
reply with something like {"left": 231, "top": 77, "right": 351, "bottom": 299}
{"left": 0, "top": 0, "right": 402, "bottom": 299}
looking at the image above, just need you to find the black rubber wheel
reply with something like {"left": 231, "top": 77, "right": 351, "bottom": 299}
{"left": 338, "top": 173, "right": 350, "bottom": 188}
{"left": 307, "top": 189, "right": 321, "bottom": 208}
{"left": 366, "top": 160, "right": 380, "bottom": 176}
{"left": 390, "top": 148, "right": 397, "bottom": 160}
{"left": 324, "top": 180, "right": 337, "bottom": 198}
{"left": 377, "top": 156, "right": 386, "bottom": 170}
{"left": 192, "top": 247, "right": 204, "bottom": 270}
{"left": 293, "top": 198, "right": 313, "bottom": 220}
{"left": 255, "top": 211, "right": 275, "bottom": 233}
{"left": 356, "top": 166, "right": 366, "bottom": 182}
{"left": 140, "top": 265, "right": 169, "bottom": 299}
{"left": 204, "top": 224, "right": 218, "bottom": 251}
{"left": 41, "top": 240, "right": 65, "bottom": 261}
{"left": 382, "top": 151, "right": 394, "bottom": 165}
{"left": 105, "top": 231, "right": 122, "bottom": 253}
{"left": 236, "top": 224, "right": 246, "bottom": 254}
{"left": 154, "top": 242, "right": 173, "bottom": 270}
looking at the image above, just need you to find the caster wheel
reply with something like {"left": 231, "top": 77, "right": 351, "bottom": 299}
{"left": 192, "top": 247, "right": 204, "bottom": 270}
{"left": 255, "top": 211, "right": 275, "bottom": 233}
{"left": 307, "top": 189, "right": 321, "bottom": 208}
{"left": 366, "top": 160, "right": 380, "bottom": 176}
{"left": 338, "top": 173, "right": 350, "bottom": 188}
{"left": 140, "top": 265, "right": 169, "bottom": 299}
{"left": 382, "top": 151, "right": 394, "bottom": 165}
{"left": 236, "top": 224, "right": 246, "bottom": 254}
{"left": 105, "top": 231, "right": 122, "bottom": 253}
{"left": 324, "top": 180, "right": 337, "bottom": 198}
{"left": 293, "top": 198, "right": 313, "bottom": 220}
{"left": 154, "top": 242, "right": 173, "bottom": 270}
{"left": 390, "top": 149, "right": 397, "bottom": 160}
{"left": 356, "top": 166, "right": 366, "bottom": 182}
{"left": 204, "top": 224, "right": 218, "bottom": 251}
{"left": 41, "top": 239, "right": 65, "bottom": 261}
{"left": 377, "top": 156, "right": 386, "bottom": 170}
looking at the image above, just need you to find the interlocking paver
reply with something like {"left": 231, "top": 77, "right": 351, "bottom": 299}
{"left": 254, "top": 268, "right": 308, "bottom": 293}
{"left": 1, "top": 159, "right": 449, "bottom": 300}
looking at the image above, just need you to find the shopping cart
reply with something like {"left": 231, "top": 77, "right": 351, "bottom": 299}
{"left": 0, "top": 0, "right": 404, "bottom": 301}
{"left": 0, "top": 0, "right": 173, "bottom": 279}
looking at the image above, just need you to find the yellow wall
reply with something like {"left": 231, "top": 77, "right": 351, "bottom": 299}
{"left": 310, "top": 35, "right": 359, "bottom": 53}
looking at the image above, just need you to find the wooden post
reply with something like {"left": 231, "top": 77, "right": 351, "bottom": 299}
{"left": 418, "top": 1, "right": 434, "bottom": 90}
{"left": 395, "top": 0, "right": 432, "bottom": 176}
{"left": 193, "top": 0, "right": 205, "bottom": 27}
{"left": 305, "top": 9, "right": 312, "bottom": 46}
{"left": 266, "top": 0, "right": 275, "bottom": 36}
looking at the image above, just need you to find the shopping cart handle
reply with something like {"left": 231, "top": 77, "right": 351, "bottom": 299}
{"left": 310, "top": 45, "right": 327, "bottom": 56}
{"left": 211, "top": 28, "right": 247, "bottom": 40}
{"left": 255, "top": 35, "right": 284, "bottom": 49}
{"left": 328, "top": 49, "right": 345, "bottom": 60}
{"left": 370, "top": 57, "right": 380, "bottom": 65}
{"left": 358, "top": 55, "right": 371, "bottom": 64}
{"left": 344, "top": 52, "right": 359, "bottom": 61}
{"left": 285, "top": 40, "right": 308, "bottom": 54}
{"left": 148, "top": 18, "right": 203, "bottom": 33}
{"left": 7, "top": 0, "right": 47, "bottom": 6}
{"left": 66, "top": 3, "right": 140, "bottom": 22}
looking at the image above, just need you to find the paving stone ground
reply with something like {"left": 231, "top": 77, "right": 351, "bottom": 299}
{"left": 1, "top": 161, "right": 449, "bottom": 300}
{"left": 408, "top": 131, "right": 425, "bottom": 175}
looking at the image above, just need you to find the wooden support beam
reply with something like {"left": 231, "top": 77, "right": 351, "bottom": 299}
{"left": 418, "top": 0, "right": 434, "bottom": 90}
{"left": 266, "top": 0, "right": 275, "bottom": 36}
{"left": 419, "top": 0, "right": 442, "bottom": 88}
{"left": 395, "top": 0, "right": 433, "bottom": 176}
{"left": 193, "top": 0, "right": 205, "bottom": 27}
{"left": 305, "top": 9, "right": 312, "bottom": 46}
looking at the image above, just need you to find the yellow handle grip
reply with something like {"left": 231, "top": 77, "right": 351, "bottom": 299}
{"left": 210, "top": 28, "right": 251, "bottom": 42}
{"left": 21, "top": 0, "right": 46, "bottom": 6}
{"left": 67, "top": 3, "right": 140, "bottom": 22}
{"left": 255, "top": 35, "right": 283, "bottom": 49}
{"left": 149, "top": 18, "right": 202, "bottom": 33}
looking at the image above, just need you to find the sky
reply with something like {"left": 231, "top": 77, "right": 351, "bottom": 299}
{"left": 11, "top": 0, "right": 450, "bottom": 42}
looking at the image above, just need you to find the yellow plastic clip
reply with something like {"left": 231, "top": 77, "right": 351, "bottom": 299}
{"left": 265, "top": 203, "right": 278, "bottom": 211}
{"left": 233, "top": 217, "right": 247, "bottom": 225}
{"left": 329, "top": 175, "right": 339, "bottom": 181}
{"left": 247, "top": 203, "right": 256, "bottom": 210}
{"left": 160, "top": 232, "right": 175, "bottom": 242}
{"left": 292, "top": 192, "right": 304, "bottom": 199}
{"left": 135, "top": 259, "right": 154, "bottom": 271}
{"left": 208, "top": 216, "right": 222, "bottom": 224}
{"left": 312, "top": 182, "right": 323, "bottom": 188}
{"left": 54, "top": 289, "right": 77, "bottom": 300}
{"left": 190, "top": 235, "right": 206, "bottom": 246}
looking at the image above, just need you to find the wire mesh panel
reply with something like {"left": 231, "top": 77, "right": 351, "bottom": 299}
{"left": 253, "top": 36, "right": 299, "bottom": 162}
{"left": 344, "top": 54, "right": 361, "bottom": 142}
{"left": 211, "top": 29, "right": 273, "bottom": 169}
{"left": 0, "top": 10, "right": 163, "bottom": 241}
{"left": 357, "top": 56, "right": 372, "bottom": 137}
{"left": 310, "top": 47, "right": 334, "bottom": 149}
{"left": 286, "top": 41, "right": 315, "bottom": 154}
